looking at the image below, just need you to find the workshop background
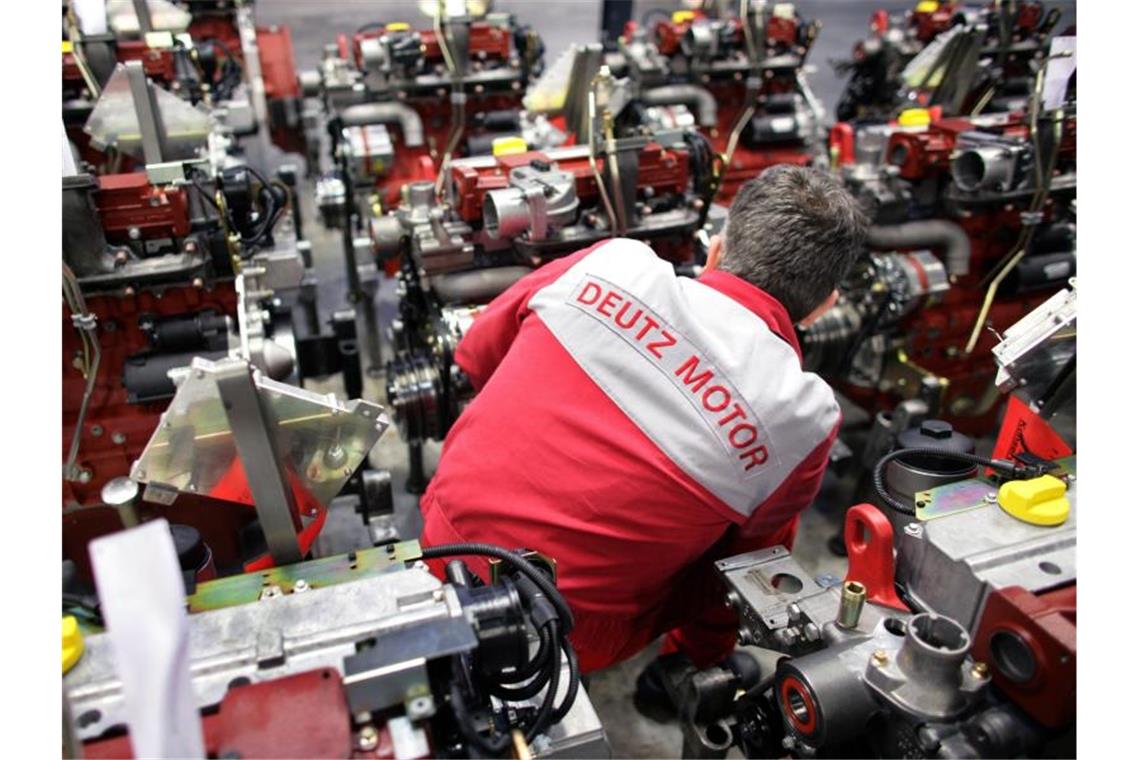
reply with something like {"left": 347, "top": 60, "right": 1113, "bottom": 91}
{"left": 237, "top": 2, "right": 1077, "bottom": 757}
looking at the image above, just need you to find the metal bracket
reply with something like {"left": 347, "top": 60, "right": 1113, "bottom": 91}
{"left": 214, "top": 362, "right": 303, "bottom": 565}
{"left": 124, "top": 60, "right": 169, "bottom": 166}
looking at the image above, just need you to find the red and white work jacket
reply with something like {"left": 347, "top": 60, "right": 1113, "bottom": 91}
{"left": 421, "top": 238, "right": 840, "bottom": 672}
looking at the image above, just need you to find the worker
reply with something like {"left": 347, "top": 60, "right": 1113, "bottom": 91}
{"left": 419, "top": 165, "right": 868, "bottom": 684}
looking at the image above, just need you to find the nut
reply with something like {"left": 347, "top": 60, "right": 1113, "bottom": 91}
{"left": 971, "top": 662, "right": 989, "bottom": 679}
{"left": 356, "top": 726, "right": 379, "bottom": 752}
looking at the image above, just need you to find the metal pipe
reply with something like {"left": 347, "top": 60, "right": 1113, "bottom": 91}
{"left": 340, "top": 103, "right": 426, "bottom": 147}
{"left": 867, "top": 220, "right": 972, "bottom": 278}
{"left": 641, "top": 85, "right": 718, "bottom": 128}
{"left": 430, "top": 267, "right": 533, "bottom": 304}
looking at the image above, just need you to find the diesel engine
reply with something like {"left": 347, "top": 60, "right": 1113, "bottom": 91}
{"left": 601, "top": 1, "right": 827, "bottom": 201}
{"left": 804, "top": 99, "right": 1075, "bottom": 434}
{"left": 834, "top": 0, "right": 1065, "bottom": 123}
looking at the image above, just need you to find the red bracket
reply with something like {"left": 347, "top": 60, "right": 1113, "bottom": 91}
{"left": 844, "top": 503, "right": 908, "bottom": 611}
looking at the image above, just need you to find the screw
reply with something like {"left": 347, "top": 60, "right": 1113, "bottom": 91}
{"left": 872, "top": 649, "right": 889, "bottom": 667}
{"left": 90, "top": 425, "right": 104, "bottom": 437}
{"left": 983, "top": 493, "right": 997, "bottom": 504}
{"left": 971, "top": 662, "right": 989, "bottom": 679}
{"left": 112, "top": 432, "right": 126, "bottom": 444}
{"left": 293, "top": 579, "right": 310, "bottom": 593}
{"left": 904, "top": 523, "right": 923, "bottom": 538}
{"left": 128, "top": 226, "right": 141, "bottom": 240}
{"left": 357, "top": 726, "right": 379, "bottom": 752}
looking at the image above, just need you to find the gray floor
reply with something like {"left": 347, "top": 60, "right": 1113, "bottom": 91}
{"left": 255, "top": 2, "right": 1074, "bottom": 756}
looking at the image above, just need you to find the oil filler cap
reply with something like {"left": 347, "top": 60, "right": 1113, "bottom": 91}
{"left": 997, "top": 475, "right": 1070, "bottom": 526}
{"left": 898, "top": 108, "right": 932, "bottom": 128}
{"left": 63, "top": 615, "right": 84, "bottom": 674}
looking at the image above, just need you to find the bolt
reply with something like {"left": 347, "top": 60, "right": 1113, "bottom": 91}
{"left": 183, "top": 240, "right": 198, "bottom": 254}
{"left": 111, "top": 431, "right": 126, "bottom": 445}
{"left": 983, "top": 493, "right": 997, "bottom": 504}
{"left": 872, "top": 650, "right": 889, "bottom": 667}
{"left": 192, "top": 277, "right": 205, "bottom": 288}
{"left": 904, "top": 523, "right": 923, "bottom": 538}
{"left": 128, "top": 226, "right": 141, "bottom": 240}
{"left": 432, "top": 589, "right": 444, "bottom": 602}
{"left": 357, "top": 726, "right": 379, "bottom": 752}
{"left": 971, "top": 662, "right": 989, "bottom": 679}
{"left": 90, "top": 425, "right": 104, "bottom": 437}
{"left": 293, "top": 579, "right": 310, "bottom": 593}
{"left": 114, "top": 250, "right": 129, "bottom": 266}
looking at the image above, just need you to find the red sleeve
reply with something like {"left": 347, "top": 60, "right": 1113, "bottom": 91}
{"left": 455, "top": 242, "right": 607, "bottom": 391}
{"left": 661, "top": 420, "right": 841, "bottom": 668}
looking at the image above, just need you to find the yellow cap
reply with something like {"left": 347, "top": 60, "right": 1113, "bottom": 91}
{"left": 385, "top": 22, "right": 411, "bottom": 32}
{"left": 997, "top": 475, "right": 1070, "bottom": 527}
{"left": 63, "top": 616, "right": 84, "bottom": 674}
{"left": 915, "top": 1, "right": 941, "bottom": 12}
{"left": 492, "top": 135, "right": 528, "bottom": 157}
{"left": 898, "top": 108, "right": 932, "bottom": 127}
{"left": 672, "top": 11, "right": 696, "bottom": 24}
{"left": 62, "top": 40, "right": 74, "bottom": 54}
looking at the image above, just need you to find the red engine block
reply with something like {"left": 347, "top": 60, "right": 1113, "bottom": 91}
{"left": 634, "top": 12, "right": 819, "bottom": 201}
{"left": 340, "top": 23, "right": 531, "bottom": 210}
{"left": 63, "top": 286, "right": 238, "bottom": 507}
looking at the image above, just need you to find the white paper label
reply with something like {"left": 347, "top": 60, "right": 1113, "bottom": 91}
{"left": 89, "top": 520, "right": 205, "bottom": 758}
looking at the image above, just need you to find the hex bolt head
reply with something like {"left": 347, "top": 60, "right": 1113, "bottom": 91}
{"left": 872, "top": 649, "right": 889, "bottom": 667}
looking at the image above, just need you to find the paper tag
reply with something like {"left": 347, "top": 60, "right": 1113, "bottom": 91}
{"left": 1042, "top": 36, "right": 1076, "bottom": 111}
{"left": 89, "top": 520, "right": 205, "bottom": 758}
{"left": 73, "top": 0, "right": 109, "bottom": 35}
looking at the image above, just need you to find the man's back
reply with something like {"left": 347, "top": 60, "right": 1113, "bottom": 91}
{"left": 421, "top": 238, "right": 840, "bottom": 670}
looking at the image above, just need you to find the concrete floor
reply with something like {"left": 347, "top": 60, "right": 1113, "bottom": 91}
{"left": 253, "top": 2, "right": 1075, "bottom": 756}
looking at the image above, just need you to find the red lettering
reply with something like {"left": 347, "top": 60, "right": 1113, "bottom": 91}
{"left": 702, "top": 386, "right": 731, "bottom": 412}
{"left": 614, "top": 302, "right": 643, "bottom": 329}
{"left": 739, "top": 445, "right": 769, "bottom": 471}
{"left": 597, "top": 290, "right": 621, "bottom": 317}
{"left": 717, "top": 403, "right": 747, "bottom": 427}
{"left": 576, "top": 281, "right": 602, "bottom": 305}
{"left": 635, "top": 315, "right": 661, "bottom": 341}
{"left": 646, "top": 330, "right": 677, "bottom": 358}
{"left": 675, "top": 355, "right": 713, "bottom": 392}
{"left": 729, "top": 424, "right": 759, "bottom": 449}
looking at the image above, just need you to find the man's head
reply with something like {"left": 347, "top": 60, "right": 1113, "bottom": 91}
{"left": 705, "top": 165, "right": 868, "bottom": 325}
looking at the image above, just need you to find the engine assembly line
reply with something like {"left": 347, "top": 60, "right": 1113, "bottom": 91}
{"left": 55, "top": 1, "right": 1081, "bottom": 758}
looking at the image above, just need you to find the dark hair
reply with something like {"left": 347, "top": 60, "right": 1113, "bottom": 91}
{"left": 721, "top": 165, "right": 868, "bottom": 322}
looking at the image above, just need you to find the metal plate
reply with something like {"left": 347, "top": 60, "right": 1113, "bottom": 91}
{"left": 132, "top": 356, "right": 389, "bottom": 509}
{"left": 187, "top": 540, "right": 422, "bottom": 613}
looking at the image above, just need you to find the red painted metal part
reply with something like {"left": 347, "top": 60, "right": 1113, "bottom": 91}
{"left": 972, "top": 584, "right": 1076, "bottom": 728}
{"left": 843, "top": 503, "right": 908, "bottom": 611}
{"left": 449, "top": 142, "right": 690, "bottom": 221}
{"left": 94, "top": 173, "right": 192, "bottom": 241}
{"left": 82, "top": 668, "right": 390, "bottom": 759}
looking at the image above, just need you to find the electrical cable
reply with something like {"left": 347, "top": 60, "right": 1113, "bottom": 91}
{"left": 420, "top": 543, "right": 574, "bottom": 631}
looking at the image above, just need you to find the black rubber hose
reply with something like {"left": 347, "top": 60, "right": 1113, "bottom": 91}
{"left": 420, "top": 543, "right": 574, "bottom": 631}
{"left": 550, "top": 636, "right": 580, "bottom": 723}
{"left": 524, "top": 634, "right": 563, "bottom": 743}
{"left": 873, "top": 447, "right": 1028, "bottom": 516}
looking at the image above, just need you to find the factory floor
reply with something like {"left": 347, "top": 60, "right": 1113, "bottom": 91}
{"left": 257, "top": 2, "right": 1074, "bottom": 757}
